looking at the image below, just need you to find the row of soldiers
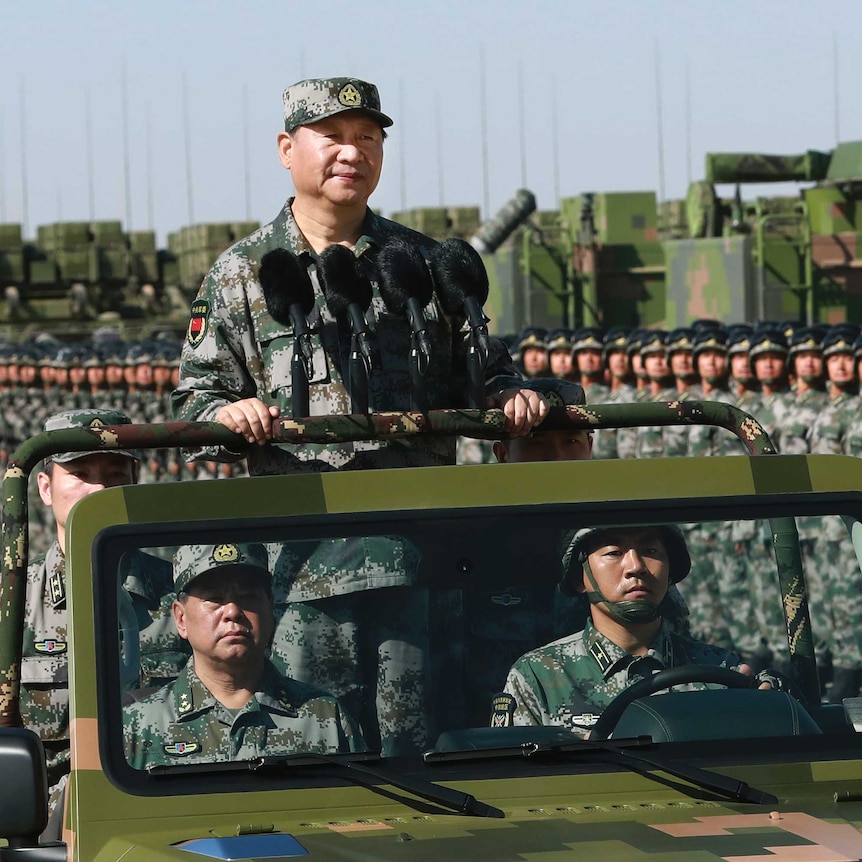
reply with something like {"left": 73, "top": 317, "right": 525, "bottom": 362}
{"left": 0, "top": 336, "right": 246, "bottom": 557}
{"left": 508, "top": 319, "right": 862, "bottom": 701}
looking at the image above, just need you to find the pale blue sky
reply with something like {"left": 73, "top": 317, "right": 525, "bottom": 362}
{"left": 2, "top": 0, "right": 861, "bottom": 243}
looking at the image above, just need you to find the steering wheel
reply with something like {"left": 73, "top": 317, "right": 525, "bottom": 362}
{"left": 590, "top": 665, "right": 756, "bottom": 740}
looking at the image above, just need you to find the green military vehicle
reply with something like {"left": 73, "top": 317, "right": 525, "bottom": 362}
{"left": 3, "top": 405, "right": 862, "bottom": 860}
{"left": 448, "top": 141, "right": 862, "bottom": 333}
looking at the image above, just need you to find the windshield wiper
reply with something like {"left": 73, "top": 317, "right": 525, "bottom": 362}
{"left": 147, "top": 751, "right": 502, "bottom": 818}
{"left": 426, "top": 735, "right": 776, "bottom": 806}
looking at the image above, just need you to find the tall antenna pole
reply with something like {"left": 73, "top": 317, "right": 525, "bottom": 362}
{"left": 121, "top": 60, "right": 132, "bottom": 229}
{"left": 435, "top": 92, "right": 445, "bottom": 206}
{"left": 85, "top": 86, "right": 95, "bottom": 220}
{"left": 479, "top": 43, "right": 490, "bottom": 217}
{"left": 654, "top": 40, "right": 666, "bottom": 205}
{"left": 833, "top": 31, "right": 840, "bottom": 144}
{"left": 685, "top": 55, "right": 692, "bottom": 186}
{"left": 0, "top": 108, "right": 6, "bottom": 222}
{"left": 242, "top": 84, "right": 252, "bottom": 220}
{"left": 56, "top": 184, "right": 62, "bottom": 221}
{"left": 518, "top": 59, "right": 527, "bottom": 189}
{"left": 551, "top": 77, "right": 560, "bottom": 207}
{"left": 145, "top": 101, "right": 155, "bottom": 230}
{"left": 398, "top": 78, "right": 407, "bottom": 211}
{"left": 19, "top": 77, "right": 29, "bottom": 238}
{"left": 182, "top": 71, "right": 195, "bottom": 224}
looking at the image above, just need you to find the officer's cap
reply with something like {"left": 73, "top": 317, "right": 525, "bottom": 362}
{"left": 639, "top": 330, "right": 668, "bottom": 357}
{"left": 693, "top": 328, "right": 728, "bottom": 355}
{"left": 283, "top": 78, "right": 393, "bottom": 133}
{"left": 173, "top": 543, "right": 270, "bottom": 594}
{"left": 666, "top": 327, "right": 696, "bottom": 355}
{"left": 571, "top": 326, "right": 604, "bottom": 354}
{"left": 545, "top": 328, "right": 573, "bottom": 352}
{"left": 748, "top": 329, "right": 787, "bottom": 360}
{"left": 517, "top": 326, "right": 547, "bottom": 352}
{"left": 822, "top": 324, "right": 860, "bottom": 359}
{"left": 43, "top": 409, "right": 139, "bottom": 464}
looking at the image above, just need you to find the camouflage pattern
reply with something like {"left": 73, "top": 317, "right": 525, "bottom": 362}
{"left": 123, "top": 658, "right": 362, "bottom": 769}
{"left": 504, "top": 619, "right": 742, "bottom": 732}
{"left": 171, "top": 201, "right": 523, "bottom": 475}
{"left": 282, "top": 77, "right": 393, "bottom": 133}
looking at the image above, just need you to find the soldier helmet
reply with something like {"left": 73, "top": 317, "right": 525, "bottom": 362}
{"left": 570, "top": 326, "right": 604, "bottom": 354}
{"left": 173, "top": 542, "right": 270, "bottom": 594}
{"left": 560, "top": 524, "right": 691, "bottom": 624}
{"left": 693, "top": 328, "right": 728, "bottom": 355}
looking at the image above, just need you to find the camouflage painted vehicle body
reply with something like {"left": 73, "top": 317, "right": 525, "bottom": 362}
{"left": 440, "top": 140, "right": 862, "bottom": 332}
{"left": 4, "top": 407, "right": 862, "bottom": 860}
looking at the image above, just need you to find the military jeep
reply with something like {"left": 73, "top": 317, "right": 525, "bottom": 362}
{"left": 3, "top": 402, "right": 862, "bottom": 861}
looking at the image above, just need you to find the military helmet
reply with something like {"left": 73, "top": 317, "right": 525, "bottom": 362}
{"left": 666, "top": 327, "right": 696, "bottom": 356}
{"left": 545, "top": 328, "right": 573, "bottom": 353}
{"left": 602, "top": 326, "right": 630, "bottom": 357}
{"left": 822, "top": 324, "right": 860, "bottom": 359}
{"left": 788, "top": 326, "right": 824, "bottom": 358}
{"left": 693, "top": 328, "right": 728, "bottom": 355}
{"left": 570, "top": 326, "right": 604, "bottom": 354}
{"left": 639, "top": 330, "right": 668, "bottom": 357}
{"left": 748, "top": 329, "right": 788, "bottom": 360}
{"left": 517, "top": 326, "right": 547, "bottom": 352}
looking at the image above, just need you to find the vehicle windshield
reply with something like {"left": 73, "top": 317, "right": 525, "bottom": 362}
{"left": 97, "top": 506, "right": 862, "bottom": 779}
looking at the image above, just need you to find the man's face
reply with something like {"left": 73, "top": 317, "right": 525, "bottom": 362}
{"left": 0, "top": 365, "right": 7, "bottom": 384}
{"left": 105, "top": 364, "right": 124, "bottom": 385}
{"left": 7, "top": 364, "right": 19, "bottom": 383}
{"left": 670, "top": 350, "right": 694, "bottom": 379}
{"left": 135, "top": 363, "right": 153, "bottom": 388}
{"left": 827, "top": 352, "right": 855, "bottom": 385}
{"left": 753, "top": 352, "right": 786, "bottom": 385}
{"left": 576, "top": 349, "right": 603, "bottom": 375}
{"left": 521, "top": 347, "right": 547, "bottom": 375}
{"left": 581, "top": 528, "right": 670, "bottom": 612}
{"left": 279, "top": 114, "right": 384, "bottom": 210}
{"left": 18, "top": 365, "right": 37, "bottom": 385}
{"left": 549, "top": 349, "right": 573, "bottom": 377}
{"left": 69, "top": 367, "right": 86, "bottom": 386}
{"left": 54, "top": 367, "right": 69, "bottom": 386}
{"left": 37, "top": 453, "right": 136, "bottom": 533}
{"left": 697, "top": 349, "right": 727, "bottom": 382}
{"left": 730, "top": 352, "right": 753, "bottom": 380}
{"left": 495, "top": 429, "right": 592, "bottom": 463}
{"left": 174, "top": 569, "right": 274, "bottom": 668}
{"left": 793, "top": 350, "right": 823, "bottom": 382}
{"left": 40, "top": 366, "right": 55, "bottom": 385}
{"left": 153, "top": 366, "right": 172, "bottom": 387}
{"left": 643, "top": 352, "right": 668, "bottom": 381}
{"left": 123, "top": 366, "right": 136, "bottom": 385}
{"left": 87, "top": 366, "right": 105, "bottom": 387}
{"left": 631, "top": 353, "right": 646, "bottom": 379}
{"left": 607, "top": 350, "right": 629, "bottom": 380}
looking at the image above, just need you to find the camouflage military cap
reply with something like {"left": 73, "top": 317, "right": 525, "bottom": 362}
{"left": 283, "top": 77, "right": 393, "bottom": 133}
{"left": 517, "top": 326, "right": 547, "bottom": 352}
{"left": 639, "top": 330, "right": 668, "bottom": 357}
{"left": 561, "top": 524, "right": 691, "bottom": 587}
{"left": 822, "top": 325, "right": 859, "bottom": 358}
{"left": 518, "top": 377, "right": 586, "bottom": 407}
{"left": 666, "top": 327, "right": 696, "bottom": 355}
{"left": 788, "top": 326, "right": 823, "bottom": 358}
{"left": 693, "top": 328, "right": 728, "bottom": 355}
{"left": 748, "top": 329, "right": 787, "bottom": 359}
{"left": 173, "top": 542, "right": 270, "bottom": 594}
{"left": 43, "top": 408, "right": 139, "bottom": 464}
{"left": 545, "top": 328, "right": 573, "bottom": 352}
{"left": 571, "top": 326, "right": 604, "bottom": 353}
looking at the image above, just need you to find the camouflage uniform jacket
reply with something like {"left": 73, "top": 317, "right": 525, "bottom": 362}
{"left": 123, "top": 657, "right": 363, "bottom": 769}
{"left": 504, "top": 618, "right": 741, "bottom": 736}
{"left": 21, "top": 542, "right": 70, "bottom": 791}
{"left": 591, "top": 383, "right": 637, "bottom": 461}
{"left": 171, "top": 199, "right": 522, "bottom": 475}
{"left": 781, "top": 387, "right": 828, "bottom": 456}
{"left": 811, "top": 391, "right": 855, "bottom": 455}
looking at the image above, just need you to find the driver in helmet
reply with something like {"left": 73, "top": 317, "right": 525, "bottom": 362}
{"left": 502, "top": 524, "right": 774, "bottom": 735}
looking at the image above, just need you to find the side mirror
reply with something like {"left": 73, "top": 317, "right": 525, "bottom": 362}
{"left": 0, "top": 727, "right": 48, "bottom": 844}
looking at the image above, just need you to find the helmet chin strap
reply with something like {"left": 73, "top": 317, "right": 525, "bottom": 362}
{"left": 582, "top": 558, "right": 663, "bottom": 624}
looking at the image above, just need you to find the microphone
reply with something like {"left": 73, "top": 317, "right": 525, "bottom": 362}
{"left": 430, "top": 238, "right": 492, "bottom": 408}
{"left": 377, "top": 237, "right": 435, "bottom": 412}
{"left": 317, "top": 244, "right": 374, "bottom": 414}
{"left": 258, "top": 248, "right": 316, "bottom": 418}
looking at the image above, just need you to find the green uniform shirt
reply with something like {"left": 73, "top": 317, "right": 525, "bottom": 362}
{"left": 504, "top": 618, "right": 741, "bottom": 736}
{"left": 123, "top": 658, "right": 364, "bottom": 769}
